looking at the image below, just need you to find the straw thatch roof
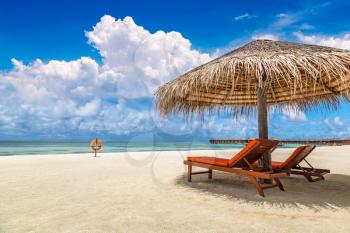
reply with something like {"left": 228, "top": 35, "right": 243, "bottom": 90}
{"left": 156, "top": 40, "right": 350, "bottom": 118}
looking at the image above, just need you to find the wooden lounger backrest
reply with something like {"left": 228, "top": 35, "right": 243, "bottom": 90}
{"left": 228, "top": 139, "right": 279, "bottom": 168}
{"left": 280, "top": 145, "right": 316, "bottom": 170}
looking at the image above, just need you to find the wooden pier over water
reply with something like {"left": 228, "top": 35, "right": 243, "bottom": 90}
{"left": 209, "top": 138, "right": 350, "bottom": 146}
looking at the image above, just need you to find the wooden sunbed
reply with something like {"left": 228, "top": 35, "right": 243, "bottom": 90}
{"left": 256, "top": 145, "right": 330, "bottom": 182}
{"left": 184, "top": 139, "right": 288, "bottom": 197}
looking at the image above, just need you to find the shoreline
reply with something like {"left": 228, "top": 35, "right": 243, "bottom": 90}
{"left": 0, "top": 149, "right": 232, "bottom": 158}
{"left": 0, "top": 141, "right": 241, "bottom": 157}
{"left": 0, "top": 143, "right": 345, "bottom": 157}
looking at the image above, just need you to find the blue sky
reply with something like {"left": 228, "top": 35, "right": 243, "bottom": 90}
{"left": 2, "top": 0, "right": 350, "bottom": 70}
{"left": 0, "top": 0, "right": 350, "bottom": 140}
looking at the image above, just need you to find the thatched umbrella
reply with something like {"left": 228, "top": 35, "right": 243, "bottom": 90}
{"left": 156, "top": 40, "right": 350, "bottom": 171}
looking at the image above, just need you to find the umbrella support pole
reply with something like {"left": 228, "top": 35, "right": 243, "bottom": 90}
{"left": 257, "top": 86, "right": 272, "bottom": 184}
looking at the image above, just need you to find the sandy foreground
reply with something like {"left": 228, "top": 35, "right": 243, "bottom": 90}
{"left": 0, "top": 146, "right": 350, "bottom": 233}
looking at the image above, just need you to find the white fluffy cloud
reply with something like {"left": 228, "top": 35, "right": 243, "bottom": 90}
{"left": 86, "top": 15, "right": 210, "bottom": 98}
{"left": 280, "top": 107, "right": 308, "bottom": 122}
{"left": 0, "top": 15, "right": 210, "bottom": 138}
{"left": 273, "top": 13, "right": 296, "bottom": 28}
{"left": 252, "top": 34, "right": 279, "bottom": 41}
{"left": 324, "top": 117, "right": 350, "bottom": 138}
{"left": 334, "top": 116, "right": 344, "bottom": 126}
{"left": 294, "top": 32, "right": 350, "bottom": 50}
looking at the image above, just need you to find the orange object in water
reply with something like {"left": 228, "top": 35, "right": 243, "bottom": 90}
{"left": 90, "top": 138, "right": 103, "bottom": 157}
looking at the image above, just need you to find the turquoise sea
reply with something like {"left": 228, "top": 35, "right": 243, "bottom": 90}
{"left": 0, "top": 141, "right": 247, "bottom": 156}
{"left": 0, "top": 141, "right": 301, "bottom": 156}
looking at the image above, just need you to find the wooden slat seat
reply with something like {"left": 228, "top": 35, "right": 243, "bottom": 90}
{"left": 184, "top": 139, "right": 288, "bottom": 197}
{"left": 187, "top": 157, "right": 229, "bottom": 167}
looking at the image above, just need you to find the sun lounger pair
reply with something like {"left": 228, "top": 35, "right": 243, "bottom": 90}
{"left": 184, "top": 139, "right": 330, "bottom": 197}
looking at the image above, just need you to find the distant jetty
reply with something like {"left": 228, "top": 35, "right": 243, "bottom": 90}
{"left": 209, "top": 138, "right": 350, "bottom": 146}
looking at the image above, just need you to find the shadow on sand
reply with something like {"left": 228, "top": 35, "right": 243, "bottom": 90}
{"left": 175, "top": 171, "right": 350, "bottom": 208}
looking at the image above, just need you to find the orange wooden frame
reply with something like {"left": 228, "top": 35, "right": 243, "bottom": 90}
{"left": 184, "top": 160, "right": 288, "bottom": 197}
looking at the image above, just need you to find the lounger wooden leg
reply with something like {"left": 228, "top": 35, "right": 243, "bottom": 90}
{"left": 304, "top": 174, "right": 313, "bottom": 182}
{"left": 247, "top": 176, "right": 265, "bottom": 197}
{"left": 273, "top": 178, "right": 285, "bottom": 191}
{"left": 208, "top": 169, "right": 212, "bottom": 179}
{"left": 187, "top": 165, "right": 192, "bottom": 182}
{"left": 304, "top": 174, "right": 324, "bottom": 182}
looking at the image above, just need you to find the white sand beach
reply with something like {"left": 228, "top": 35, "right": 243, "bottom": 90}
{"left": 1, "top": 146, "right": 350, "bottom": 233}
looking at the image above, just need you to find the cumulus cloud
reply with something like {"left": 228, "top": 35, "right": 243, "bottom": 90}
{"left": 0, "top": 15, "right": 211, "bottom": 139}
{"left": 334, "top": 116, "right": 344, "bottom": 126}
{"left": 324, "top": 117, "right": 350, "bottom": 138}
{"left": 252, "top": 34, "right": 279, "bottom": 41}
{"left": 0, "top": 57, "right": 103, "bottom": 137}
{"left": 280, "top": 107, "right": 308, "bottom": 122}
{"left": 273, "top": 13, "right": 296, "bottom": 28}
{"left": 86, "top": 15, "right": 210, "bottom": 98}
{"left": 294, "top": 32, "right": 350, "bottom": 50}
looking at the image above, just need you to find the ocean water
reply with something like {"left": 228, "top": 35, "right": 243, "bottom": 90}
{"left": 0, "top": 141, "right": 249, "bottom": 156}
{"left": 0, "top": 141, "right": 301, "bottom": 156}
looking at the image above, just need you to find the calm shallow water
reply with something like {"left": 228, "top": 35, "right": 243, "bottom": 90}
{"left": 0, "top": 141, "right": 241, "bottom": 156}
{"left": 0, "top": 141, "right": 299, "bottom": 156}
